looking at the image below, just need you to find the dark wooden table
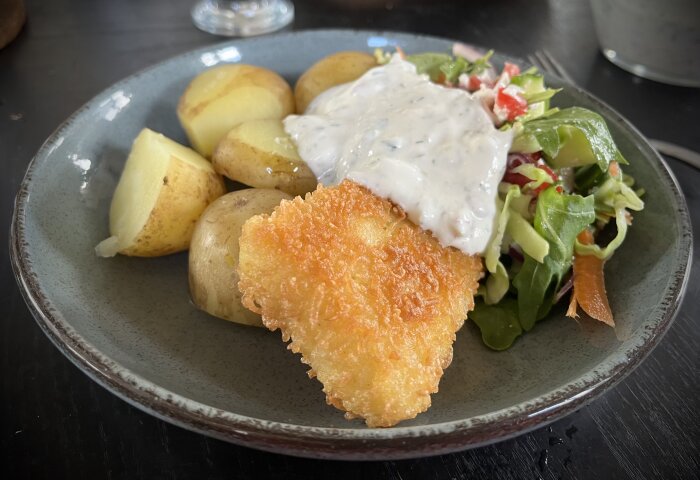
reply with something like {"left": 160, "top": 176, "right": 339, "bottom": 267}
{"left": 2, "top": 0, "right": 698, "bottom": 478}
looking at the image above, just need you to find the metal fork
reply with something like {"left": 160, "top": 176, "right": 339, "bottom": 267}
{"left": 527, "top": 49, "right": 577, "bottom": 86}
{"left": 527, "top": 49, "right": 700, "bottom": 170}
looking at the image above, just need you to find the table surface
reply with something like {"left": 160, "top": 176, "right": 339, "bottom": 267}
{"left": 2, "top": 0, "right": 698, "bottom": 478}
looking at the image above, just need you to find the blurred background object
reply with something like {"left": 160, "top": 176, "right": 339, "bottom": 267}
{"left": 191, "top": 0, "right": 294, "bottom": 36}
{"left": 0, "top": 0, "right": 25, "bottom": 49}
{"left": 590, "top": 0, "right": 700, "bottom": 87}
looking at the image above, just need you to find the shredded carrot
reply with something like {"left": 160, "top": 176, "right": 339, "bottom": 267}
{"left": 566, "top": 292, "right": 579, "bottom": 318}
{"left": 566, "top": 229, "right": 614, "bottom": 326}
{"left": 609, "top": 161, "right": 620, "bottom": 178}
{"left": 395, "top": 46, "right": 406, "bottom": 59}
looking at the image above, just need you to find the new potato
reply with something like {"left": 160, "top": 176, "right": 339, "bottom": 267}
{"left": 212, "top": 119, "right": 317, "bottom": 197}
{"left": 95, "top": 128, "right": 226, "bottom": 257}
{"left": 178, "top": 64, "right": 295, "bottom": 157}
{"left": 188, "top": 189, "right": 292, "bottom": 326}
{"left": 294, "top": 51, "right": 377, "bottom": 113}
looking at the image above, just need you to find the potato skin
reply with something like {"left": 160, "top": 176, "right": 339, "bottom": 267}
{"left": 188, "top": 188, "right": 291, "bottom": 326}
{"left": 120, "top": 160, "right": 226, "bottom": 257}
{"left": 212, "top": 119, "right": 317, "bottom": 197}
{"left": 294, "top": 51, "right": 376, "bottom": 113}
{"left": 98, "top": 128, "right": 227, "bottom": 258}
{"left": 177, "top": 64, "right": 295, "bottom": 157}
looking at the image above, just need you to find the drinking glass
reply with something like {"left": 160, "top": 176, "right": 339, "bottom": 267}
{"left": 590, "top": 0, "right": 700, "bottom": 87}
{"left": 191, "top": 0, "right": 294, "bottom": 37}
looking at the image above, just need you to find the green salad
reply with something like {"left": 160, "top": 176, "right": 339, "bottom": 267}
{"left": 378, "top": 45, "right": 645, "bottom": 350}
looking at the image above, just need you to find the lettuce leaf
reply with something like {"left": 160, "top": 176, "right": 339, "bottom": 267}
{"left": 440, "top": 56, "right": 468, "bottom": 83}
{"left": 484, "top": 262, "right": 510, "bottom": 305}
{"left": 471, "top": 298, "right": 523, "bottom": 350}
{"left": 517, "top": 107, "right": 625, "bottom": 171}
{"left": 507, "top": 211, "right": 549, "bottom": 263}
{"left": 483, "top": 185, "right": 520, "bottom": 304}
{"left": 466, "top": 49, "right": 494, "bottom": 75}
{"left": 513, "top": 186, "right": 595, "bottom": 330}
{"left": 407, "top": 50, "right": 494, "bottom": 83}
{"left": 485, "top": 185, "right": 520, "bottom": 273}
{"left": 511, "top": 163, "right": 553, "bottom": 191}
{"left": 405, "top": 53, "right": 452, "bottom": 81}
{"left": 575, "top": 174, "right": 644, "bottom": 259}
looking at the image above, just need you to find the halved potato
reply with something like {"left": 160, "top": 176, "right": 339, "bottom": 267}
{"left": 212, "top": 119, "right": 317, "bottom": 197}
{"left": 178, "top": 64, "right": 295, "bottom": 158}
{"left": 95, "top": 128, "right": 226, "bottom": 257}
{"left": 188, "top": 189, "right": 292, "bottom": 326}
{"left": 294, "top": 51, "right": 377, "bottom": 113}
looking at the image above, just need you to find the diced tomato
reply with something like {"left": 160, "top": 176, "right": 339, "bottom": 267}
{"left": 502, "top": 62, "right": 520, "bottom": 78}
{"left": 495, "top": 87, "right": 528, "bottom": 122}
{"left": 467, "top": 74, "right": 482, "bottom": 91}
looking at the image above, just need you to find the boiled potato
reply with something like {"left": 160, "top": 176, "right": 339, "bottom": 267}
{"left": 294, "top": 51, "right": 377, "bottom": 113}
{"left": 212, "top": 119, "right": 317, "bottom": 197}
{"left": 188, "top": 189, "right": 291, "bottom": 326}
{"left": 95, "top": 128, "right": 226, "bottom": 257}
{"left": 178, "top": 64, "right": 295, "bottom": 158}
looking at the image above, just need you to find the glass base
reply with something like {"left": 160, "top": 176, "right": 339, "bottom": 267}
{"left": 603, "top": 48, "right": 700, "bottom": 88}
{"left": 191, "top": 0, "right": 294, "bottom": 37}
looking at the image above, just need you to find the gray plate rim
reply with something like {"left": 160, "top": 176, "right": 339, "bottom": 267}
{"left": 9, "top": 29, "right": 693, "bottom": 460}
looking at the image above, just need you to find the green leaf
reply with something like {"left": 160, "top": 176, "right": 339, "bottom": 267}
{"left": 519, "top": 107, "right": 622, "bottom": 171}
{"left": 405, "top": 53, "right": 452, "bottom": 81}
{"left": 440, "top": 56, "right": 468, "bottom": 83}
{"left": 513, "top": 186, "right": 595, "bottom": 330}
{"left": 575, "top": 207, "right": 627, "bottom": 259}
{"left": 483, "top": 185, "right": 520, "bottom": 305}
{"left": 575, "top": 174, "right": 644, "bottom": 259}
{"left": 511, "top": 163, "right": 552, "bottom": 191}
{"left": 574, "top": 164, "right": 608, "bottom": 193}
{"left": 406, "top": 50, "right": 494, "bottom": 83}
{"left": 465, "top": 49, "right": 494, "bottom": 75}
{"left": 506, "top": 211, "right": 549, "bottom": 263}
{"left": 484, "top": 262, "right": 510, "bottom": 305}
{"left": 594, "top": 176, "right": 645, "bottom": 213}
{"left": 523, "top": 88, "right": 561, "bottom": 104}
{"left": 485, "top": 185, "right": 520, "bottom": 273}
{"left": 470, "top": 298, "right": 523, "bottom": 351}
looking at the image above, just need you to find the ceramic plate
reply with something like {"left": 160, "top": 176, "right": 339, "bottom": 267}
{"left": 10, "top": 30, "right": 692, "bottom": 460}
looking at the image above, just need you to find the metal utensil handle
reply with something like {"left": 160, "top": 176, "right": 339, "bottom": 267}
{"left": 650, "top": 139, "right": 700, "bottom": 170}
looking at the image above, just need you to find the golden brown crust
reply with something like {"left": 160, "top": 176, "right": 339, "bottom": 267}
{"left": 238, "top": 180, "right": 482, "bottom": 427}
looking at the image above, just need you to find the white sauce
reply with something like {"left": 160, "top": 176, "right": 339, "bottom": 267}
{"left": 284, "top": 55, "right": 513, "bottom": 255}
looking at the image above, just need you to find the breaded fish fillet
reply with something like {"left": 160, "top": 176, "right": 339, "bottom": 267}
{"left": 237, "top": 180, "right": 482, "bottom": 427}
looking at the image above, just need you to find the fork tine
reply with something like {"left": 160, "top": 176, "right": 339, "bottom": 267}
{"left": 534, "top": 50, "right": 556, "bottom": 75}
{"left": 528, "top": 51, "right": 554, "bottom": 76}
{"left": 540, "top": 49, "right": 577, "bottom": 86}
{"left": 526, "top": 54, "right": 541, "bottom": 70}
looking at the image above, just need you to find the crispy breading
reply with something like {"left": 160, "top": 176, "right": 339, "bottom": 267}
{"left": 237, "top": 180, "right": 483, "bottom": 427}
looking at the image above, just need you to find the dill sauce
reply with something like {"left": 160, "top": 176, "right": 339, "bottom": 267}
{"left": 284, "top": 56, "right": 512, "bottom": 255}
